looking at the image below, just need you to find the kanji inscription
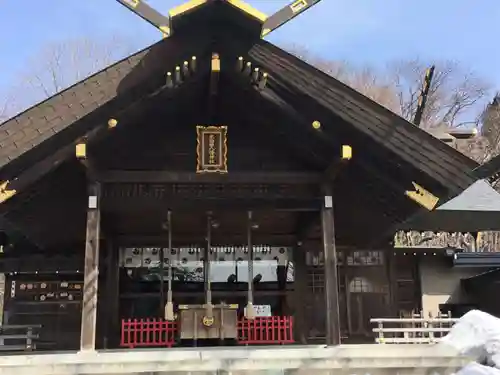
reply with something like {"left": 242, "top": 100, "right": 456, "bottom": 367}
{"left": 196, "top": 126, "right": 228, "bottom": 173}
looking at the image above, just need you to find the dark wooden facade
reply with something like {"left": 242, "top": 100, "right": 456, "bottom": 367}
{"left": 0, "top": 1, "right": 480, "bottom": 350}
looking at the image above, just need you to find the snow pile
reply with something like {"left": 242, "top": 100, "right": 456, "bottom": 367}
{"left": 441, "top": 310, "right": 500, "bottom": 367}
{"left": 457, "top": 363, "right": 500, "bottom": 375}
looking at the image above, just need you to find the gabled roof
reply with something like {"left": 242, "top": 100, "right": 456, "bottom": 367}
{"left": 0, "top": 29, "right": 215, "bottom": 199}
{"left": 439, "top": 179, "right": 500, "bottom": 211}
{"left": 0, "top": 1, "right": 480, "bottom": 218}
{"left": 244, "top": 40, "right": 478, "bottom": 192}
{"left": 0, "top": 41, "right": 160, "bottom": 171}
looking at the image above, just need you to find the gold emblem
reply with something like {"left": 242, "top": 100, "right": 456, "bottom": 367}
{"left": 202, "top": 316, "right": 214, "bottom": 327}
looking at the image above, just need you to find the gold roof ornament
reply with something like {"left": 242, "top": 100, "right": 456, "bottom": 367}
{"left": 405, "top": 182, "right": 439, "bottom": 210}
{"left": 0, "top": 181, "right": 16, "bottom": 204}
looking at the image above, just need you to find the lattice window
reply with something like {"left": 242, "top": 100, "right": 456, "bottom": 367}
{"left": 305, "top": 250, "right": 343, "bottom": 266}
{"left": 346, "top": 251, "right": 384, "bottom": 266}
{"left": 349, "top": 276, "right": 374, "bottom": 293}
{"left": 307, "top": 267, "right": 324, "bottom": 293}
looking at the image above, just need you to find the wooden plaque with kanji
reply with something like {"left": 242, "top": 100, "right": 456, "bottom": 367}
{"left": 196, "top": 126, "right": 228, "bottom": 173}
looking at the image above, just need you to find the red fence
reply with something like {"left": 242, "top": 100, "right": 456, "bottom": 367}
{"left": 237, "top": 316, "right": 294, "bottom": 345}
{"left": 120, "top": 316, "right": 294, "bottom": 348}
{"left": 120, "top": 318, "right": 177, "bottom": 348}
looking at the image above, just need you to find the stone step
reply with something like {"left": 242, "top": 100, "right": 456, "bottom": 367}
{"left": 0, "top": 344, "right": 468, "bottom": 375}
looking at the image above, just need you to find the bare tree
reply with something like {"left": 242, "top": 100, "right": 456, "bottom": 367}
{"left": 1, "top": 35, "right": 141, "bottom": 121}
{"left": 288, "top": 47, "right": 490, "bottom": 128}
{"left": 0, "top": 90, "right": 17, "bottom": 123}
{"left": 0, "top": 99, "right": 10, "bottom": 123}
{"left": 477, "top": 94, "right": 500, "bottom": 162}
{"left": 288, "top": 46, "right": 400, "bottom": 113}
{"left": 388, "top": 59, "right": 491, "bottom": 128}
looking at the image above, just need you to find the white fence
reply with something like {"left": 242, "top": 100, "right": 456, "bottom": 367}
{"left": 371, "top": 313, "right": 459, "bottom": 344}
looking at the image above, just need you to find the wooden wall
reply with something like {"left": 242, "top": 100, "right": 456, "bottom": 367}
{"left": 295, "top": 246, "right": 421, "bottom": 342}
{"left": 3, "top": 274, "right": 83, "bottom": 351}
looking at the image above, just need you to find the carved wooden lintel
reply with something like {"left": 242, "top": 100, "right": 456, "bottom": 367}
{"left": 97, "top": 171, "right": 321, "bottom": 184}
{"left": 102, "top": 182, "right": 312, "bottom": 200}
{"left": 393, "top": 230, "right": 500, "bottom": 252}
{"left": 100, "top": 182, "right": 319, "bottom": 210}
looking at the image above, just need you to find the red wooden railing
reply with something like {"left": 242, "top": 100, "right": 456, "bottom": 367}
{"left": 120, "top": 316, "right": 294, "bottom": 348}
{"left": 120, "top": 318, "right": 177, "bottom": 348}
{"left": 237, "top": 316, "right": 294, "bottom": 345}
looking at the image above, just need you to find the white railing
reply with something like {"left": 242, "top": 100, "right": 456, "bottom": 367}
{"left": 371, "top": 314, "right": 459, "bottom": 344}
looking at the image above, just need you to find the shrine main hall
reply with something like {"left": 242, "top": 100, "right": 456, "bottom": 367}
{"left": 0, "top": 0, "right": 487, "bottom": 351}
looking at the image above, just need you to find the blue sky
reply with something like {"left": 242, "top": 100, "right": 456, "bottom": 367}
{"left": 1, "top": 0, "right": 499, "bottom": 107}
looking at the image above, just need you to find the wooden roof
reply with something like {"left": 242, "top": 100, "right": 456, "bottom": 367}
{"left": 0, "top": 1, "right": 481, "bottom": 246}
{"left": 246, "top": 41, "right": 478, "bottom": 191}
{"left": 475, "top": 154, "right": 500, "bottom": 181}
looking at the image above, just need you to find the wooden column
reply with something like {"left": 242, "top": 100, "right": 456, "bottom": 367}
{"left": 276, "top": 264, "right": 287, "bottom": 315}
{"left": 386, "top": 249, "right": 398, "bottom": 317}
{"left": 321, "top": 186, "right": 341, "bottom": 345}
{"left": 80, "top": 182, "right": 101, "bottom": 351}
{"left": 104, "top": 238, "right": 120, "bottom": 348}
{"left": 292, "top": 244, "right": 308, "bottom": 344}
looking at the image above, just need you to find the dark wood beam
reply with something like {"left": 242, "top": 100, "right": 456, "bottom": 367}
{"left": 210, "top": 53, "right": 220, "bottom": 96}
{"left": 2, "top": 124, "right": 105, "bottom": 208}
{"left": 80, "top": 182, "right": 101, "bottom": 351}
{"left": 121, "top": 290, "right": 291, "bottom": 299}
{"left": 115, "top": 234, "right": 297, "bottom": 247}
{"left": 97, "top": 170, "right": 321, "bottom": 184}
{"left": 207, "top": 53, "right": 221, "bottom": 120}
{"left": 0, "top": 255, "right": 83, "bottom": 273}
{"left": 323, "top": 145, "right": 352, "bottom": 181}
{"left": 76, "top": 142, "right": 99, "bottom": 181}
{"left": 295, "top": 211, "right": 319, "bottom": 241}
{"left": 102, "top": 197, "right": 322, "bottom": 213}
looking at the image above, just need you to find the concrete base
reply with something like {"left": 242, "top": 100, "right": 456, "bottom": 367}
{"left": 0, "top": 344, "right": 470, "bottom": 375}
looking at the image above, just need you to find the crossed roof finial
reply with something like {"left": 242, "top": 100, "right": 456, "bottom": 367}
{"left": 116, "top": 0, "right": 322, "bottom": 38}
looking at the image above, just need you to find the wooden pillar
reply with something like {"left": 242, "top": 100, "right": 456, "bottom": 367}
{"left": 321, "top": 186, "right": 341, "bottom": 345}
{"left": 292, "top": 244, "right": 308, "bottom": 344}
{"left": 80, "top": 182, "right": 101, "bottom": 351}
{"left": 342, "top": 249, "right": 353, "bottom": 336}
{"left": 105, "top": 238, "right": 120, "bottom": 348}
{"left": 386, "top": 249, "right": 397, "bottom": 317}
{"left": 276, "top": 264, "right": 287, "bottom": 315}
